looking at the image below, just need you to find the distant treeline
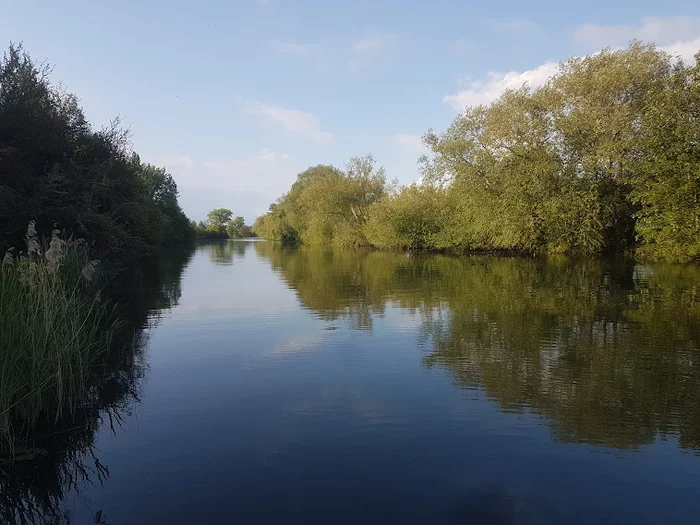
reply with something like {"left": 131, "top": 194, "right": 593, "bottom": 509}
{"left": 253, "top": 43, "right": 700, "bottom": 262}
{"left": 0, "top": 44, "right": 192, "bottom": 260}
{"left": 191, "top": 208, "right": 255, "bottom": 240}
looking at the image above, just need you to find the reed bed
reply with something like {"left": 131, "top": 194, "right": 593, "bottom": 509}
{"left": 0, "top": 222, "right": 118, "bottom": 457}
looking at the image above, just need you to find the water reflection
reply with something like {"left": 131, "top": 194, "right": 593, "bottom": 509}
{"left": 255, "top": 242, "right": 700, "bottom": 451}
{"left": 202, "top": 239, "right": 250, "bottom": 266}
{"left": 0, "top": 246, "right": 194, "bottom": 524}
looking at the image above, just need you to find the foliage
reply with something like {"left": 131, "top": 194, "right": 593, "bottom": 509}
{"left": 226, "top": 216, "right": 253, "bottom": 238}
{"left": 0, "top": 241, "right": 194, "bottom": 524}
{"left": 364, "top": 184, "right": 446, "bottom": 249}
{"left": 191, "top": 211, "right": 254, "bottom": 239}
{"left": 0, "top": 40, "right": 194, "bottom": 476}
{"left": 191, "top": 220, "right": 226, "bottom": 239}
{"left": 255, "top": 42, "right": 700, "bottom": 261}
{"left": 253, "top": 156, "right": 389, "bottom": 247}
{"left": 206, "top": 208, "right": 233, "bottom": 235}
{"left": 0, "top": 224, "right": 116, "bottom": 456}
{"left": 252, "top": 202, "right": 296, "bottom": 242}
{"left": 0, "top": 44, "right": 192, "bottom": 260}
{"left": 630, "top": 53, "right": 700, "bottom": 261}
{"left": 420, "top": 43, "right": 667, "bottom": 255}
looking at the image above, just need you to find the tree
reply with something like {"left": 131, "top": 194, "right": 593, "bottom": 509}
{"left": 252, "top": 42, "right": 700, "bottom": 261}
{"left": 226, "top": 216, "right": 252, "bottom": 238}
{"left": 253, "top": 156, "right": 388, "bottom": 247}
{"left": 206, "top": 208, "right": 232, "bottom": 235}
{"left": 631, "top": 53, "right": 700, "bottom": 261}
{"left": 0, "top": 44, "right": 192, "bottom": 257}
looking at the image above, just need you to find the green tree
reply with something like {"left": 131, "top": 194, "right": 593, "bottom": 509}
{"left": 631, "top": 53, "right": 700, "bottom": 261}
{"left": 0, "top": 44, "right": 192, "bottom": 257}
{"left": 206, "top": 208, "right": 233, "bottom": 235}
{"left": 254, "top": 42, "right": 699, "bottom": 261}
{"left": 253, "top": 156, "right": 388, "bottom": 247}
{"left": 226, "top": 216, "right": 252, "bottom": 238}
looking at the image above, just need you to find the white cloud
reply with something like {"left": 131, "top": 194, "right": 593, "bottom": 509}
{"left": 663, "top": 37, "right": 700, "bottom": 62}
{"left": 145, "top": 150, "right": 299, "bottom": 222}
{"left": 395, "top": 133, "right": 427, "bottom": 154}
{"left": 199, "top": 149, "right": 294, "bottom": 193}
{"left": 247, "top": 100, "right": 334, "bottom": 145}
{"left": 267, "top": 34, "right": 399, "bottom": 74}
{"left": 575, "top": 16, "right": 700, "bottom": 49}
{"left": 444, "top": 24, "right": 700, "bottom": 113}
{"left": 353, "top": 38, "right": 385, "bottom": 53}
{"left": 444, "top": 61, "right": 559, "bottom": 111}
{"left": 149, "top": 150, "right": 293, "bottom": 193}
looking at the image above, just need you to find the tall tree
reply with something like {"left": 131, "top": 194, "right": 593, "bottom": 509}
{"left": 206, "top": 208, "right": 233, "bottom": 235}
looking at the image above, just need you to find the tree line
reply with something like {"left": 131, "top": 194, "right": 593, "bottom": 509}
{"left": 0, "top": 44, "right": 193, "bottom": 261}
{"left": 192, "top": 208, "right": 255, "bottom": 239}
{"left": 253, "top": 42, "right": 700, "bottom": 262}
{"left": 0, "top": 43, "right": 195, "bottom": 464}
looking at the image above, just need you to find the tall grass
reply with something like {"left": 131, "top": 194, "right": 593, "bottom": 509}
{"left": 0, "top": 222, "right": 118, "bottom": 457}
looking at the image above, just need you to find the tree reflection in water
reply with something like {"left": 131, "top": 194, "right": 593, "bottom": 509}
{"left": 255, "top": 242, "right": 700, "bottom": 451}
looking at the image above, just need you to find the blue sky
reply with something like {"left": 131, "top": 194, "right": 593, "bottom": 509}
{"left": 3, "top": 1, "right": 700, "bottom": 223}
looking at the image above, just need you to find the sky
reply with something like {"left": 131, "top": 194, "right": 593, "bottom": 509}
{"left": 3, "top": 1, "right": 700, "bottom": 223}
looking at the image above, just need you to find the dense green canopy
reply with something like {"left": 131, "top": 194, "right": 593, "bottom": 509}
{"left": 253, "top": 156, "right": 390, "bottom": 247}
{"left": 255, "top": 42, "right": 700, "bottom": 261}
{"left": 0, "top": 44, "right": 192, "bottom": 258}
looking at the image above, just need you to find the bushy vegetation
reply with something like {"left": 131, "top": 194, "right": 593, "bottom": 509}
{"left": 0, "top": 224, "right": 116, "bottom": 455}
{"left": 0, "top": 44, "right": 193, "bottom": 461}
{"left": 192, "top": 208, "right": 255, "bottom": 239}
{"left": 255, "top": 43, "right": 700, "bottom": 261}
{"left": 253, "top": 156, "right": 390, "bottom": 247}
{"left": 0, "top": 44, "right": 193, "bottom": 259}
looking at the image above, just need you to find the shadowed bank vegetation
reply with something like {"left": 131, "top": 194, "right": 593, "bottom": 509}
{"left": 0, "top": 44, "right": 192, "bottom": 259}
{"left": 0, "top": 43, "right": 193, "bottom": 475}
{"left": 255, "top": 242, "right": 700, "bottom": 450}
{"left": 0, "top": 224, "right": 116, "bottom": 458}
{"left": 254, "top": 43, "right": 700, "bottom": 261}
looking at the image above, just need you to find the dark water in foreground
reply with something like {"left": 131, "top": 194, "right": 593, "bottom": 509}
{"left": 8, "top": 240, "right": 700, "bottom": 524}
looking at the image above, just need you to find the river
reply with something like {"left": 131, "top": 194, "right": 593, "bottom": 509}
{"left": 5, "top": 240, "right": 700, "bottom": 524}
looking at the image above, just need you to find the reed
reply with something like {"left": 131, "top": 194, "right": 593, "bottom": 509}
{"left": 0, "top": 222, "right": 118, "bottom": 456}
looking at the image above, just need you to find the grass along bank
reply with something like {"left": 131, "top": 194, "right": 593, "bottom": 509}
{"left": 0, "top": 223, "right": 118, "bottom": 458}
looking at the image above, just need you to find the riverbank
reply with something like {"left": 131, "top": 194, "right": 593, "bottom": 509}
{"left": 0, "top": 240, "right": 194, "bottom": 523}
{"left": 0, "top": 43, "right": 195, "bottom": 462}
{"left": 0, "top": 224, "right": 117, "bottom": 458}
{"left": 253, "top": 43, "right": 700, "bottom": 263}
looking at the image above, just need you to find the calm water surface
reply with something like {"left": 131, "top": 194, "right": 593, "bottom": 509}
{"left": 14, "top": 241, "right": 700, "bottom": 523}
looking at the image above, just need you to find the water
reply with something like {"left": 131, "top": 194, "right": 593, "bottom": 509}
{"left": 7, "top": 240, "right": 700, "bottom": 524}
